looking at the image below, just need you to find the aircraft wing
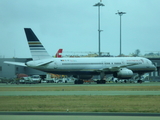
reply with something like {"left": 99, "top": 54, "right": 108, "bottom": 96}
{"left": 35, "top": 60, "right": 53, "bottom": 66}
{"left": 96, "top": 63, "right": 140, "bottom": 72}
{"left": 4, "top": 61, "right": 26, "bottom": 67}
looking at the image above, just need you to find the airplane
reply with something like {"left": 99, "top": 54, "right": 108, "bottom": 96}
{"left": 4, "top": 28, "right": 156, "bottom": 84}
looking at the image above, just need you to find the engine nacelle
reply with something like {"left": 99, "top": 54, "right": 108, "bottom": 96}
{"left": 113, "top": 68, "right": 133, "bottom": 79}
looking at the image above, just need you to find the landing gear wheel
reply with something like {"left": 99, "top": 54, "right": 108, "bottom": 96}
{"left": 97, "top": 80, "right": 106, "bottom": 84}
{"left": 74, "top": 80, "right": 84, "bottom": 84}
{"left": 137, "top": 80, "right": 142, "bottom": 83}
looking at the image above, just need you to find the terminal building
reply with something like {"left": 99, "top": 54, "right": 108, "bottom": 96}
{"left": 0, "top": 57, "right": 160, "bottom": 79}
{"left": 0, "top": 58, "right": 45, "bottom": 78}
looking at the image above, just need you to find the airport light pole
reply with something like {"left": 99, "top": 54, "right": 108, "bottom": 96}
{"left": 93, "top": 1, "right": 104, "bottom": 57}
{"left": 116, "top": 11, "right": 126, "bottom": 56}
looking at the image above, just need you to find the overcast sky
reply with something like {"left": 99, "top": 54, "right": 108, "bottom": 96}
{"left": 0, "top": 0, "right": 160, "bottom": 58}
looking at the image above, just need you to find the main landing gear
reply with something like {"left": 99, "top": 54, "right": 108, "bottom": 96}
{"left": 74, "top": 80, "right": 84, "bottom": 84}
{"left": 136, "top": 74, "right": 144, "bottom": 83}
{"left": 96, "top": 72, "right": 106, "bottom": 84}
{"left": 96, "top": 80, "right": 106, "bottom": 84}
{"left": 137, "top": 80, "right": 143, "bottom": 83}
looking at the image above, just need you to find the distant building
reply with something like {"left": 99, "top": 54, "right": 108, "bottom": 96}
{"left": 0, "top": 58, "right": 45, "bottom": 78}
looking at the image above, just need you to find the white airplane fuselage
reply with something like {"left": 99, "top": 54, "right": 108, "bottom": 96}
{"left": 26, "top": 57, "right": 156, "bottom": 76}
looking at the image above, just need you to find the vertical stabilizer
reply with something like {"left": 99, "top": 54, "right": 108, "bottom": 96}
{"left": 55, "top": 49, "right": 63, "bottom": 58}
{"left": 24, "top": 28, "right": 52, "bottom": 60}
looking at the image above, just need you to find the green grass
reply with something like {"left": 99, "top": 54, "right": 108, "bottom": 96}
{"left": 0, "top": 84, "right": 160, "bottom": 113}
{"left": 0, "top": 86, "right": 160, "bottom": 91}
{"left": 0, "top": 95, "right": 160, "bottom": 113}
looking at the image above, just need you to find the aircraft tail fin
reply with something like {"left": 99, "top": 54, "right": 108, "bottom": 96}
{"left": 55, "top": 49, "right": 63, "bottom": 58}
{"left": 24, "top": 28, "right": 52, "bottom": 60}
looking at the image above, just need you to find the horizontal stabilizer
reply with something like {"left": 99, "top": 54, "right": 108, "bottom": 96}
{"left": 4, "top": 61, "right": 26, "bottom": 67}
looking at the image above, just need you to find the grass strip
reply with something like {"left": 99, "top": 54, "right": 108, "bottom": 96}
{"left": 0, "top": 95, "right": 160, "bottom": 113}
{"left": 0, "top": 86, "right": 160, "bottom": 91}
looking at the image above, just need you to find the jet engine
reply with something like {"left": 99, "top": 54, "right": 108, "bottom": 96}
{"left": 113, "top": 68, "right": 133, "bottom": 79}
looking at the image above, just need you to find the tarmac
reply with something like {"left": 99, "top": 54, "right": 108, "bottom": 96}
{"left": 1, "top": 112, "right": 160, "bottom": 120}
{"left": 1, "top": 115, "right": 159, "bottom": 120}
{"left": 0, "top": 82, "right": 160, "bottom": 120}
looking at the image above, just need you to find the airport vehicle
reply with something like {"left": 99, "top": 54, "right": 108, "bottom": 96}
{"left": 4, "top": 28, "right": 156, "bottom": 84}
{"left": 19, "top": 77, "right": 31, "bottom": 84}
{"left": 19, "top": 75, "right": 41, "bottom": 84}
{"left": 17, "top": 73, "right": 28, "bottom": 78}
{"left": 31, "top": 75, "right": 41, "bottom": 82}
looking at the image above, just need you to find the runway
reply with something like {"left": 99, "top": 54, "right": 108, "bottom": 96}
{"left": 0, "top": 112, "right": 160, "bottom": 120}
{"left": 1, "top": 111, "right": 160, "bottom": 116}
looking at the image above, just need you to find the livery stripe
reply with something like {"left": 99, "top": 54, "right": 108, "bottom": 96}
{"left": 30, "top": 48, "right": 46, "bottom": 50}
{"left": 29, "top": 45, "right": 43, "bottom": 47}
{"left": 24, "top": 28, "right": 52, "bottom": 60}
{"left": 28, "top": 42, "right": 41, "bottom": 44}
